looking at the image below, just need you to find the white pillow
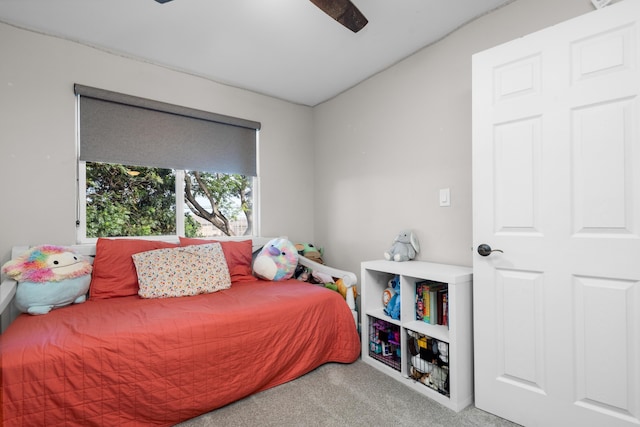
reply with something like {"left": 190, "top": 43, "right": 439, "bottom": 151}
{"left": 132, "top": 243, "right": 231, "bottom": 298}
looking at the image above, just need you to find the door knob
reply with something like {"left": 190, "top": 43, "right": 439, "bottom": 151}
{"left": 477, "top": 244, "right": 503, "bottom": 257}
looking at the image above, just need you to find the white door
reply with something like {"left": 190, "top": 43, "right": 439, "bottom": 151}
{"left": 472, "top": 2, "right": 640, "bottom": 426}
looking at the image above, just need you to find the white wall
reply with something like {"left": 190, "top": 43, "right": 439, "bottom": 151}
{"left": 0, "top": 0, "right": 606, "bottom": 278}
{"left": 0, "top": 23, "right": 315, "bottom": 267}
{"left": 313, "top": 0, "right": 596, "bottom": 277}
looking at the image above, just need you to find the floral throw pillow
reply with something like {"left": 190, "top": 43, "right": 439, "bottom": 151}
{"left": 132, "top": 243, "right": 231, "bottom": 299}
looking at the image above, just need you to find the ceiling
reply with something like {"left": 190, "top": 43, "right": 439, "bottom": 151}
{"left": 0, "top": 0, "right": 512, "bottom": 106}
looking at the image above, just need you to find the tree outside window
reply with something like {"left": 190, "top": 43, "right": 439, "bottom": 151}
{"left": 85, "top": 162, "right": 252, "bottom": 239}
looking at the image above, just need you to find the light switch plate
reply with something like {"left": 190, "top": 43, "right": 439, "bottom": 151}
{"left": 439, "top": 188, "right": 450, "bottom": 207}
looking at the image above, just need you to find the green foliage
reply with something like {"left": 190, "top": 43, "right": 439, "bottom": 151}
{"left": 86, "top": 163, "right": 191, "bottom": 237}
{"left": 184, "top": 172, "right": 252, "bottom": 224}
{"left": 184, "top": 215, "right": 200, "bottom": 238}
{"left": 85, "top": 163, "right": 251, "bottom": 238}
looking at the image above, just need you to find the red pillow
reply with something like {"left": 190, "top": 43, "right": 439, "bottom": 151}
{"left": 179, "top": 237, "right": 254, "bottom": 283}
{"left": 90, "top": 238, "right": 178, "bottom": 300}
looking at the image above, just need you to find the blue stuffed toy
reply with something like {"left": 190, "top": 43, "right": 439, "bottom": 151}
{"left": 383, "top": 275, "right": 401, "bottom": 320}
{"left": 1, "top": 245, "right": 93, "bottom": 315}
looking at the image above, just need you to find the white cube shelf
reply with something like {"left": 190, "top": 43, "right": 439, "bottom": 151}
{"left": 360, "top": 259, "right": 473, "bottom": 412}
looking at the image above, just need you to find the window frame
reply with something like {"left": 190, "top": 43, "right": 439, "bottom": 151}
{"left": 76, "top": 162, "right": 260, "bottom": 244}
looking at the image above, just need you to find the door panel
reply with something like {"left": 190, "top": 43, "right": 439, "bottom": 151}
{"left": 572, "top": 98, "right": 636, "bottom": 234}
{"left": 494, "top": 118, "right": 541, "bottom": 233}
{"left": 496, "top": 269, "right": 545, "bottom": 390}
{"left": 574, "top": 276, "right": 638, "bottom": 416}
{"left": 472, "top": 2, "right": 640, "bottom": 426}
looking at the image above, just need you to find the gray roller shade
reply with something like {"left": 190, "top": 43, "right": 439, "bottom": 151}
{"left": 75, "top": 84, "right": 260, "bottom": 176}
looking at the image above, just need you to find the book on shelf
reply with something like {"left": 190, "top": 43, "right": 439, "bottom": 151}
{"left": 442, "top": 291, "right": 448, "bottom": 327}
{"left": 415, "top": 280, "right": 428, "bottom": 322}
{"left": 415, "top": 280, "right": 448, "bottom": 326}
{"left": 429, "top": 287, "right": 437, "bottom": 325}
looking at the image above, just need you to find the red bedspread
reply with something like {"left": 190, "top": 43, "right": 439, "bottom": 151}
{"left": 1, "top": 279, "right": 360, "bottom": 426}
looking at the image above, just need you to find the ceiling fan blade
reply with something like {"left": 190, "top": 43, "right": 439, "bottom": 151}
{"left": 155, "top": 0, "right": 173, "bottom": 3}
{"left": 309, "top": 0, "right": 368, "bottom": 33}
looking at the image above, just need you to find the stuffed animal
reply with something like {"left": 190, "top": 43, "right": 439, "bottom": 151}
{"left": 1, "top": 245, "right": 93, "bottom": 315}
{"left": 293, "top": 265, "right": 358, "bottom": 303}
{"left": 253, "top": 238, "right": 298, "bottom": 281}
{"left": 294, "top": 242, "right": 324, "bottom": 264}
{"left": 383, "top": 275, "right": 401, "bottom": 320}
{"left": 384, "top": 229, "right": 420, "bottom": 262}
{"left": 335, "top": 278, "right": 358, "bottom": 301}
{"left": 407, "top": 331, "right": 449, "bottom": 393}
{"left": 293, "top": 242, "right": 324, "bottom": 284}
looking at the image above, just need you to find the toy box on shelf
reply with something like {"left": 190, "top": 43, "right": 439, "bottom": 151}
{"left": 407, "top": 330, "right": 450, "bottom": 398}
{"left": 368, "top": 316, "right": 401, "bottom": 371}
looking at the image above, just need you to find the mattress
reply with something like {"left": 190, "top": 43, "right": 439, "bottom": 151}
{"left": 1, "top": 279, "right": 361, "bottom": 426}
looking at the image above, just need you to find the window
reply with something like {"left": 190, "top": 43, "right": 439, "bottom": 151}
{"left": 75, "top": 85, "right": 261, "bottom": 242}
{"left": 81, "top": 162, "right": 254, "bottom": 239}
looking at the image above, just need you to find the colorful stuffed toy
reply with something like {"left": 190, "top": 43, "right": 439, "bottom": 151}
{"left": 295, "top": 242, "right": 324, "bottom": 264}
{"left": 1, "top": 245, "right": 93, "bottom": 315}
{"left": 291, "top": 243, "right": 358, "bottom": 303}
{"left": 293, "top": 242, "right": 323, "bottom": 283}
{"left": 253, "top": 238, "right": 298, "bottom": 281}
{"left": 383, "top": 275, "right": 401, "bottom": 320}
{"left": 335, "top": 277, "right": 358, "bottom": 301}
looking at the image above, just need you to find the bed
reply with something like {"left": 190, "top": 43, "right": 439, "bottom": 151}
{"left": 0, "top": 237, "right": 361, "bottom": 426}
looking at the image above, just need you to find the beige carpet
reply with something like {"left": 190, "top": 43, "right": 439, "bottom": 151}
{"left": 175, "top": 359, "right": 520, "bottom": 427}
